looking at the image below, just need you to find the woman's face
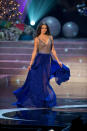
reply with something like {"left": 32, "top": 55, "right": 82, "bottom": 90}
{"left": 41, "top": 25, "right": 47, "bottom": 34}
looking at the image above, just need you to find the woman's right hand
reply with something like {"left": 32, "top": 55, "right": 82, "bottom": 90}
{"left": 58, "top": 61, "right": 62, "bottom": 68}
{"left": 27, "top": 65, "right": 31, "bottom": 71}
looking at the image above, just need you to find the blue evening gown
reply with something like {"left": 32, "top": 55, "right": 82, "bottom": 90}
{"left": 13, "top": 37, "right": 70, "bottom": 108}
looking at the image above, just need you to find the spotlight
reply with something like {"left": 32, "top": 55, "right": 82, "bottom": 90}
{"left": 48, "top": 129, "right": 55, "bottom": 131}
{"left": 27, "top": 0, "right": 56, "bottom": 24}
{"left": 30, "top": 20, "right": 35, "bottom": 26}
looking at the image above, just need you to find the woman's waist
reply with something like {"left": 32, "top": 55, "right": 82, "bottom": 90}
{"left": 38, "top": 50, "right": 51, "bottom": 55}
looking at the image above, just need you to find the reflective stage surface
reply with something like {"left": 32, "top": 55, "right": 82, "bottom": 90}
{"left": 0, "top": 106, "right": 87, "bottom": 130}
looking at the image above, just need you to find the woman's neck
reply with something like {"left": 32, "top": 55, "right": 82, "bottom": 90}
{"left": 40, "top": 34, "right": 47, "bottom": 37}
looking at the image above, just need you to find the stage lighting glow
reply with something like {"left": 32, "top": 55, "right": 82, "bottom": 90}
{"left": 16, "top": 0, "right": 28, "bottom": 13}
{"left": 30, "top": 20, "right": 35, "bottom": 26}
{"left": 64, "top": 48, "right": 68, "bottom": 52}
{"left": 49, "top": 129, "right": 55, "bottom": 131}
{"left": 16, "top": 0, "right": 31, "bottom": 22}
{"left": 79, "top": 59, "right": 82, "bottom": 63}
{"left": 22, "top": 66, "right": 26, "bottom": 69}
{"left": 16, "top": 59, "right": 19, "bottom": 62}
{"left": 16, "top": 79, "right": 20, "bottom": 84}
{"left": 27, "top": 0, "right": 56, "bottom": 24}
{"left": 78, "top": 74, "right": 81, "bottom": 77}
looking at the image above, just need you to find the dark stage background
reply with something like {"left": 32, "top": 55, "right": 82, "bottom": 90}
{"left": 24, "top": 0, "right": 87, "bottom": 37}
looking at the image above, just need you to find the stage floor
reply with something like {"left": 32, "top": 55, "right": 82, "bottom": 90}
{"left": 0, "top": 105, "right": 87, "bottom": 130}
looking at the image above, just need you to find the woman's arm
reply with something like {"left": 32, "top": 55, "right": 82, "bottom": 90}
{"left": 28, "top": 37, "right": 39, "bottom": 70}
{"left": 51, "top": 36, "right": 62, "bottom": 67}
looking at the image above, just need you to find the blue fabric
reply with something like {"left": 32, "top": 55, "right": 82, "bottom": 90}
{"left": 13, "top": 53, "right": 70, "bottom": 108}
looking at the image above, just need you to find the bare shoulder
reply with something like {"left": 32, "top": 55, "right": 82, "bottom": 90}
{"left": 50, "top": 35, "right": 53, "bottom": 40}
{"left": 34, "top": 37, "right": 39, "bottom": 43}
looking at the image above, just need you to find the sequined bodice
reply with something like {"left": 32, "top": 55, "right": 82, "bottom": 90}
{"left": 38, "top": 36, "right": 52, "bottom": 54}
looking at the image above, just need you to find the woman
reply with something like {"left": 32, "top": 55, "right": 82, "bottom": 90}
{"left": 13, "top": 23, "right": 70, "bottom": 108}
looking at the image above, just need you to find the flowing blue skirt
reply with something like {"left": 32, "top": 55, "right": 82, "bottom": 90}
{"left": 13, "top": 53, "right": 70, "bottom": 108}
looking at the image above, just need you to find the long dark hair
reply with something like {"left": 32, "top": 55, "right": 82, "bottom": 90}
{"left": 35, "top": 23, "right": 51, "bottom": 37}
